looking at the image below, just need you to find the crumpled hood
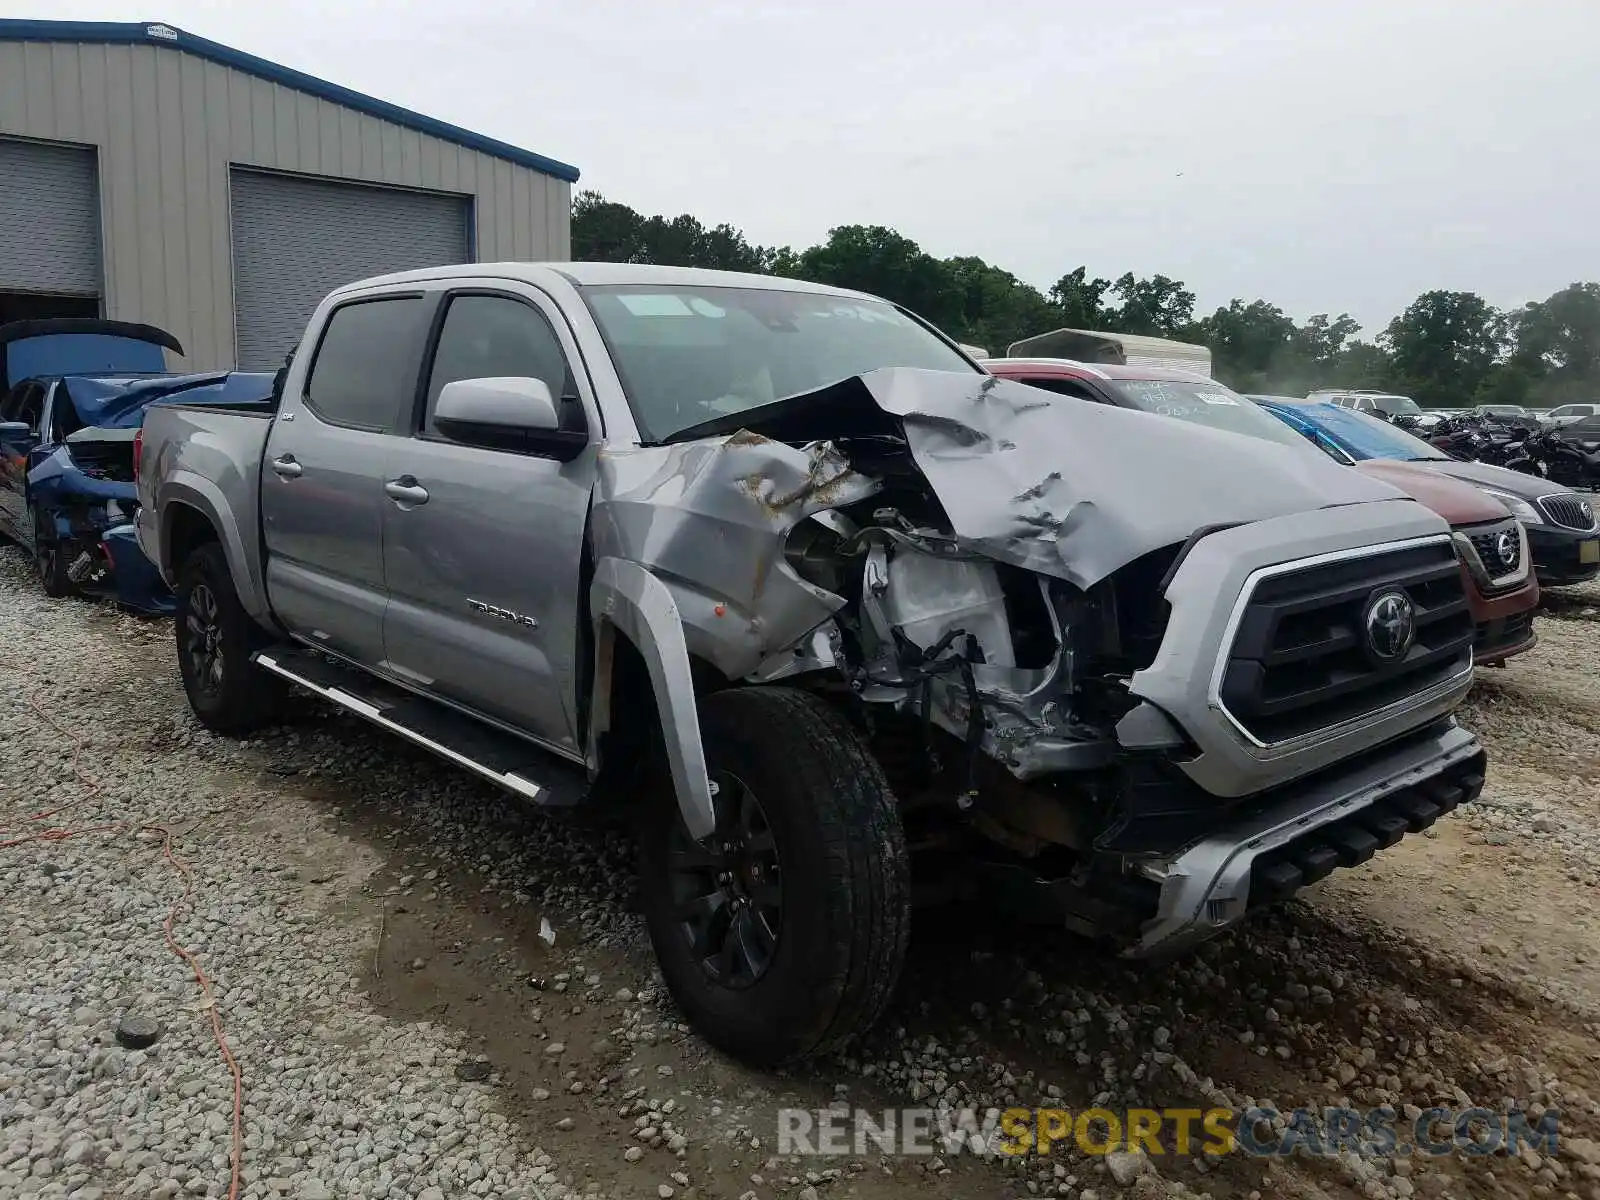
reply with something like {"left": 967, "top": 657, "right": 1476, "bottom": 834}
{"left": 680, "top": 367, "right": 1414, "bottom": 589}
{"left": 63, "top": 372, "right": 238, "bottom": 428}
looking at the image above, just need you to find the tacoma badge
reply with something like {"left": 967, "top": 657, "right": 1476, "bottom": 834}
{"left": 466, "top": 598, "right": 538, "bottom": 629}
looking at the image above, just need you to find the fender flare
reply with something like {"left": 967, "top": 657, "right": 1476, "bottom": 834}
{"left": 157, "top": 472, "right": 272, "bottom": 624}
{"left": 588, "top": 557, "right": 716, "bottom": 841}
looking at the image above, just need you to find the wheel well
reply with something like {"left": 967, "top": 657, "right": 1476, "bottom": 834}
{"left": 166, "top": 503, "right": 220, "bottom": 573}
{"left": 594, "top": 629, "right": 726, "bottom": 803}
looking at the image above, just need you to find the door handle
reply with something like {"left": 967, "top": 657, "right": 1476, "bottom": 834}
{"left": 384, "top": 476, "right": 430, "bottom": 506}
{"left": 270, "top": 454, "right": 303, "bottom": 478}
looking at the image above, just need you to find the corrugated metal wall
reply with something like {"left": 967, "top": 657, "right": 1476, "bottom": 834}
{"left": 0, "top": 39, "right": 572, "bottom": 370}
{"left": 231, "top": 169, "right": 468, "bottom": 369}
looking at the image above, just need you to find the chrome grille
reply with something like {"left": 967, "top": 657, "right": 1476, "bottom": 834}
{"left": 1538, "top": 493, "right": 1597, "bottom": 531}
{"left": 1458, "top": 517, "right": 1526, "bottom": 592}
{"left": 1218, "top": 540, "right": 1474, "bottom": 746}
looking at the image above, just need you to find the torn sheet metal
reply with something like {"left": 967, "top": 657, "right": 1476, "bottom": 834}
{"left": 592, "top": 433, "right": 879, "bottom": 676}
{"left": 681, "top": 368, "right": 1409, "bottom": 590}
{"left": 102, "top": 523, "right": 175, "bottom": 614}
{"left": 27, "top": 444, "right": 137, "bottom": 512}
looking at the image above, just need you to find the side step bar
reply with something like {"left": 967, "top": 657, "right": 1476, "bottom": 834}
{"left": 253, "top": 646, "right": 586, "bottom": 808}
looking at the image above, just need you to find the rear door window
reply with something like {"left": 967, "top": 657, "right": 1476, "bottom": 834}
{"left": 304, "top": 297, "right": 430, "bottom": 431}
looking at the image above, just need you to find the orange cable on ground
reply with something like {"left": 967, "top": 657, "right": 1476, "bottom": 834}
{"left": 2, "top": 681, "right": 244, "bottom": 1200}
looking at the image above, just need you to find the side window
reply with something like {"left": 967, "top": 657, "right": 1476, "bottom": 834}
{"left": 423, "top": 294, "right": 585, "bottom": 436}
{"left": 304, "top": 296, "right": 430, "bottom": 431}
{"left": 1015, "top": 376, "right": 1100, "bottom": 403}
{"left": 51, "top": 385, "right": 84, "bottom": 442}
{"left": 8, "top": 383, "right": 46, "bottom": 432}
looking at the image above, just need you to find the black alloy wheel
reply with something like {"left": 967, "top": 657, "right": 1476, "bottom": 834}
{"left": 665, "top": 771, "right": 783, "bottom": 989}
{"left": 183, "top": 581, "right": 225, "bottom": 698}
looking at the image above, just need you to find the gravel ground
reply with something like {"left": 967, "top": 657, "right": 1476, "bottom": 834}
{"left": 4, "top": 536, "right": 1600, "bottom": 1200}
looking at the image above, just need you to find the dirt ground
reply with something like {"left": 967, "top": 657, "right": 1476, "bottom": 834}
{"left": 5, "top": 549, "right": 1600, "bottom": 1200}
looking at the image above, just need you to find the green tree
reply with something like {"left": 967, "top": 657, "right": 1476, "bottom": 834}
{"left": 797, "top": 225, "right": 962, "bottom": 331}
{"left": 1506, "top": 282, "right": 1600, "bottom": 404}
{"left": 1381, "top": 290, "right": 1505, "bottom": 408}
{"left": 1046, "top": 267, "right": 1114, "bottom": 329}
{"left": 571, "top": 191, "right": 652, "bottom": 262}
{"left": 942, "top": 256, "right": 1058, "bottom": 354}
{"left": 1292, "top": 313, "right": 1362, "bottom": 364}
{"left": 1106, "top": 273, "right": 1196, "bottom": 338}
{"left": 571, "top": 191, "right": 773, "bottom": 273}
{"left": 1320, "top": 340, "right": 1394, "bottom": 391}
{"left": 1196, "top": 299, "right": 1297, "bottom": 391}
{"left": 571, "top": 191, "right": 1600, "bottom": 410}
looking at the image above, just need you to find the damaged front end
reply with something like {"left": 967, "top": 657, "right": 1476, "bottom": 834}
{"left": 591, "top": 368, "right": 1483, "bottom": 951}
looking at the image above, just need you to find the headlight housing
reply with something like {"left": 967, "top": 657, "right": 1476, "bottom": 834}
{"left": 1475, "top": 486, "right": 1542, "bottom": 525}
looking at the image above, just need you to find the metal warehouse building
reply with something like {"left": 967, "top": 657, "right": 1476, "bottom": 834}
{"left": 0, "top": 19, "right": 578, "bottom": 370}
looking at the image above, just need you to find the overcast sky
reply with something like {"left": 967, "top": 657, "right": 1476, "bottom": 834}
{"left": 22, "top": 0, "right": 1600, "bottom": 334}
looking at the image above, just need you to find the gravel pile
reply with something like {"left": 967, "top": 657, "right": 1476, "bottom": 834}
{"left": 0, "top": 549, "right": 591, "bottom": 1200}
{"left": 5, "top": 527, "right": 1600, "bottom": 1200}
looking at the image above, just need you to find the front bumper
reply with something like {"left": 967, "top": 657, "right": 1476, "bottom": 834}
{"left": 1528, "top": 524, "right": 1600, "bottom": 586}
{"left": 1473, "top": 610, "right": 1536, "bottom": 664}
{"left": 1127, "top": 719, "right": 1484, "bottom": 956}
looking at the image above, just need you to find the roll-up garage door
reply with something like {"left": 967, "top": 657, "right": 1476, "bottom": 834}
{"left": 230, "top": 169, "right": 469, "bottom": 370}
{"left": 0, "top": 139, "right": 101, "bottom": 296}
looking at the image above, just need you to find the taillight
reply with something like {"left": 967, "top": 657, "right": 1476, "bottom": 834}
{"left": 132, "top": 428, "right": 143, "bottom": 482}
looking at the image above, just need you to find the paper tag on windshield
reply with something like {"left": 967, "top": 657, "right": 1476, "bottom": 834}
{"left": 617, "top": 293, "right": 694, "bottom": 317}
{"left": 1196, "top": 391, "right": 1238, "bottom": 405}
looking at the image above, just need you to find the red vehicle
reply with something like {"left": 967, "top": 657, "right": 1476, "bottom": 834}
{"left": 982, "top": 358, "right": 1540, "bottom": 664}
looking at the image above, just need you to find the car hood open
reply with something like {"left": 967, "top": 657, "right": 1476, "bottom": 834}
{"left": 0, "top": 318, "right": 183, "bottom": 391}
{"left": 671, "top": 367, "right": 1413, "bottom": 589}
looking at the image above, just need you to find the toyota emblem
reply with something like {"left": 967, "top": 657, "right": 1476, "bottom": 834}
{"left": 1363, "top": 589, "right": 1416, "bottom": 663}
{"left": 1495, "top": 530, "right": 1518, "bottom": 569}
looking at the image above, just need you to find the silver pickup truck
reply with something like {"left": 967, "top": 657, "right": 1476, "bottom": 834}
{"left": 137, "top": 263, "right": 1486, "bottom": 1065}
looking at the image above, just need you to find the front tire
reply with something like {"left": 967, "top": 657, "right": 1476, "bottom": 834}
{"left": 638, "top": 687, "right": 911, "bottom": 1066}
{"left": 31, "top": 507, "right": 75, "bottom": 598}
{"left": 175, "top": 541, "right": 286, "bottom": 734}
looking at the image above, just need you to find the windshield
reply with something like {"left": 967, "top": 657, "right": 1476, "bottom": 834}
{"left": 581, "top": 284, "right": 978, "bottom": 441}
{"left": 1371, "top": 394, "right": 1422, "bottom": 416}
{"left": 1478, "top": 405, "right": 1525, "bottom": 415}
{"left": 1106, "top": 378, "right": 1311, "bottom": 450}
{"left": 1295, "top": 404, "right": 1450, "bottom": 461}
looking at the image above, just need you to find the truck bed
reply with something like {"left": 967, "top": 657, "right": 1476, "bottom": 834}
{"left": 135, "top": 397, "right": 275, "bottom": 622}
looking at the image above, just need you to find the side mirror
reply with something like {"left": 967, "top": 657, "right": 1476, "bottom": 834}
{"left": 0, "top": 419, "right": 35, "bottom": 445}
{"left": 433, "top": 377, "right": 584, "bottom": 460}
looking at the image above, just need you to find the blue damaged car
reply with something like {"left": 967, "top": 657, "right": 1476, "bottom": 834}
{"left": 0, "top": 318, "right": 270, "bottom": 612}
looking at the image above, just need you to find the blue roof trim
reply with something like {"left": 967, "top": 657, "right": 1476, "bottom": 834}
{"left": 0, "top": 18, "right": 580, "bottom": 183}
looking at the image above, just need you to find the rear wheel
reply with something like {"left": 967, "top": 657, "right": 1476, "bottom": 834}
{"left": 31, "top": 507, "right": 75, "bottom": 598}
{"left": 638, "top": 687, "right": 910, "bottom": 1066}
{"left": 175, "top": 541, "right": 286, "bottom": 733}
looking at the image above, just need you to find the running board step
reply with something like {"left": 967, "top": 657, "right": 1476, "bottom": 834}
{"left": 253, "top": 646, "right": 586, "bottom": 808}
